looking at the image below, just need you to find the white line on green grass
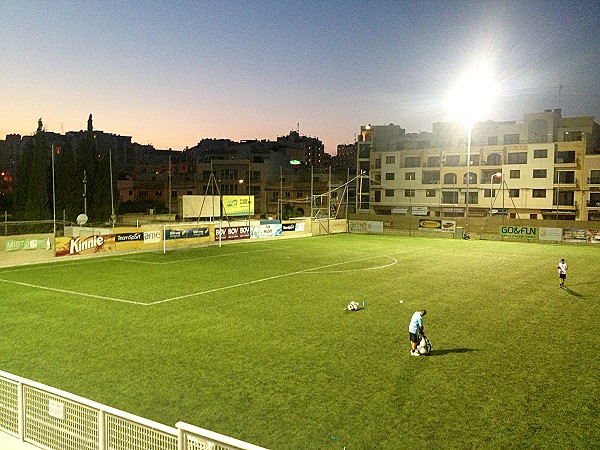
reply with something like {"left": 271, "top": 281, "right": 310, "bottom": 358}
{"left": 148, "top": 248, "right": 428, "bottom": 306}
{"left": 0, "top": 247, "right": 429, "bottom": 307}
{"left": 114, "top": 247, "right": 279, "bottom": 264}
{"left": 0, "top": 278, "right": 146, "bottom": 305}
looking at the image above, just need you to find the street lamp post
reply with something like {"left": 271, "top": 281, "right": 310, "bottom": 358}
{"left": 490, "top": 172, "right": 502, "bottom": 217}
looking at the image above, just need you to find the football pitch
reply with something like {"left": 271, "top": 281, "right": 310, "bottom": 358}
{"left": 0, "top": 234, "right": 598, "bottom": 449}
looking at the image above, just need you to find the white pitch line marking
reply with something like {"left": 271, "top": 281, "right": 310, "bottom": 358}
{"left": 148, "top": 248, "right": 427, "bottom": 306}
{"left": 1, "top": 246, "right": 429, "bottom": 307}
{"left": 114, "top": 248, "right": 279, "bottom": 265}
{"left": 0, "top": 279, "right": 145, "bottom": 306}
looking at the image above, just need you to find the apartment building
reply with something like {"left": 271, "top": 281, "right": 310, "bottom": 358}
{"left": 358, "top": 109, "right": 600, "bottom": 221}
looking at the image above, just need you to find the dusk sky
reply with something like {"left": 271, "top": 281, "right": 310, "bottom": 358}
{"left": 2, "top": 1, "right": 599, "bottom": 154}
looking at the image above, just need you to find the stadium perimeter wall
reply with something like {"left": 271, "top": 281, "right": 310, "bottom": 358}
{"left": 0, "top": 218, "right": 334, "bottom": 268}
{"left": 349, "top": 213, "right": 600, "bottom": 243}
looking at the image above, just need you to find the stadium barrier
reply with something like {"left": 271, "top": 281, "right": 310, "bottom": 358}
{"left": 0, "top": 370, "right": 267, "bottom": 450}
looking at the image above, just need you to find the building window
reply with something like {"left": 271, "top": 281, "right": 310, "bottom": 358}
{"left": 375, "top": 159, "right": 381, "bottom": 169}
{"left": 427, "top": 156, "right": 441, "bottom": 167}
{"left": 504, "top": 134, "right": 520, "bottom": 144}
{"left": 534, "top": 149, "right": 548, "bottom": 158}
{"left": 533, "top": 169, "right": 547, "bottom": 178}
{"left": 374, "top": 174, "right": 381, "bottom": 182}
{"left": 590, "top": 170, "right": 600, "bottom": 184}
{"left": 556, "top": 151, "right": 576, "bottom": 163}
{"left": 509, "top": 189, "right": 520, "bottom": 198}
{"left": 385, "top": 155, "right": 395, "bottom": 164}
{"left": 445, "top": 155, "right": 461, "bottom": 166}
{"left": 422, "top": 171, "right": 440, "bottom": 184}
{"left": 374, "top": 190, "right": 381, "bottom": 202}
{"left": 385, "top": 173, "right": 395, "bottom": 180}
{"left": 487, "top": 136, "right": 498, "bottom": 145}
{"left": 426, "top": 189, "right": 436, "bottom": 197}
{"left": 564, "top": 131, "right": 582, "bottom": 142}
{"left": 507, "top": 152, "right": 527, "bottom": 164}
{"left": 510, "top": 170, "right": 520, "bottom": 179}
{"left": 484, "top": 189, "right": 497, "bottom": 198}
{"left": 486, "top": 153, "right": 502, "bottom": 165}
{"left": 533, "top": 189, "right": 546, "bottom": 198}
{"left": 467, "top": 192, "right": 478, "bottom": 204}
{"left": 405, "top": 156, "right": 421, "bottom": 167}
{"left": 405, "top": 172, "right": 415, "bottom": 180}
{"left": 385, "top": 189, "right": 394, "bottom": 197}
{"left": 444, "top": 173, "right": 457, "bottom": 184}
{"left": 463, "top": 172, "right": 477, "bottom": 184}
{"left": 442, "top": 191, "right": 458, "bottom": 203}
{"left": 405, "top": 189, "right": 415, "bottom": 197}
{"left": 556, "top": 170, "right": 575, "bottom": 183}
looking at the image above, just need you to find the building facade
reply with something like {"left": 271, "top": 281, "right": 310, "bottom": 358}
{"left": 357, "top": 110, "right": 600, "bottom": 221}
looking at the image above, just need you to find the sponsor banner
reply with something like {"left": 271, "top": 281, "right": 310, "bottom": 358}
{"left": 55, "top": 235, "right": 116, "bottom": 257}
{"left": 418, "top": 219, "right": 455, "bottom": 232}
{"left": 223, "top": 196, "right": 254, "bottom": 216}
{"left": 115, "top": 232, "right": 143, "bottom": 243}
{"left": 562, "top": 228, "right": 587, "bottom": 243}
{"left": 144, "top": 230, "right": 162, "bottom": 244}
{"left": 412, "top": 206, "right": 429, "bottom": 216}
{"left": 348, "top": 220, "right": 384, "bottom": 234}
{"left": 500, "top": 226, "right": 539, "bottom": 239}
{"left": 282, "top": 222, "right": 305, "bottom": 232}
{"left": 215, "top": 226, "right": 251, "bottom": 241}
{"left": 539, "top": 227, "right": 563, "bottom": 241}
{"left": 5, "top": 238, "right": 51, "bottom": 252}
{"left": 282, "top": 223, "right": 296, "bottom": 232}
{"left": 165, "top": 227, "right": 209, "bottom": 240}
{"left": 250, "top": 224, "right": 282, "bottom": 238}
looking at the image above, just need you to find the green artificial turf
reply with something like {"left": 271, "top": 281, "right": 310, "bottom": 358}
{"left": 0, "top": 234, "right": 598, "bottom": 449}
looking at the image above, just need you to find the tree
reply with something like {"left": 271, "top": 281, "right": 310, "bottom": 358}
{"left": 54, "top": 137, "right": 82, "bottom": 222}
{"left": 12, "top": 119, "right": 51, "bottom": 221}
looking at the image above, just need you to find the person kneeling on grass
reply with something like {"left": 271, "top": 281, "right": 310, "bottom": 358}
{"left": 408, "top": 309, "right": 427, "bottom": 357}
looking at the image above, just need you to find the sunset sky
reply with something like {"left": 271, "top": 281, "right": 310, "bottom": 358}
{"left": 1, "top": 1, "right": 599, "bottom": 154}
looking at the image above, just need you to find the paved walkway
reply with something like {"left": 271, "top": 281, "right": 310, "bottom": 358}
{"left": 0, "top": 432, "right": 41, "bottom": 449}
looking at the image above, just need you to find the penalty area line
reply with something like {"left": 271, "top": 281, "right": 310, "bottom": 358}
{"left": 150, "top": 248, "right": 427, "bottom": 306}
{"left": 0, "top": 278, "right": 146, "bottom": 306}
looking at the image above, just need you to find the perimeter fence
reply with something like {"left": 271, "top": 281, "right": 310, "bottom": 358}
{"left": 0, "top": 370, "right": 267, "bottom": 450}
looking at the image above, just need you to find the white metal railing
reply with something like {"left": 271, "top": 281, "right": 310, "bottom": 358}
{"left": 0, "top": 370, "right": 268, "bottom": 450}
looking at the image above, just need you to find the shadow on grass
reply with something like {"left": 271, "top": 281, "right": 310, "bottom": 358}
{"left": 428, "top": 348, "right": 477, "bottom": 356}
{"left": 562, "top": 286, "right": 583, "bottom": 297}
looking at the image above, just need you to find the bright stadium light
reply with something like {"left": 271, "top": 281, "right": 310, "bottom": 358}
{"left": 447, "top": 62, "right": 497, "bottom": 238}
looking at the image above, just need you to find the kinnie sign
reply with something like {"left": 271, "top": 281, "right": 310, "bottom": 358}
{"left": 500, "top": 226, "right": 539, "bottom": 239}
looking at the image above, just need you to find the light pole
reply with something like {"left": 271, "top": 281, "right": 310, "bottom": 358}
{"left": 447, "top": 61, "right": 497, "bottom": 238}
{"left": 490, "top": 172, "right": 502, "bottom": 217}
{"left": 465, "top": 126, "right": 472, "bottom": 237}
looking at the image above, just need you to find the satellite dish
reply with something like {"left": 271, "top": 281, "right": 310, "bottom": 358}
{"left": 76, "top": 214, "right": 88, "bottom": 226}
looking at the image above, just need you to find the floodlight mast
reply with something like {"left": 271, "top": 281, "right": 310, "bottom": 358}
{"left": 449, "top": 64, "right": 497, "bottom": 238}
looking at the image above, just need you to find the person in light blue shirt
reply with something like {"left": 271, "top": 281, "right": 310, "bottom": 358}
{"left": 409, "top": 309, "right": 427, "bottom": 356}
